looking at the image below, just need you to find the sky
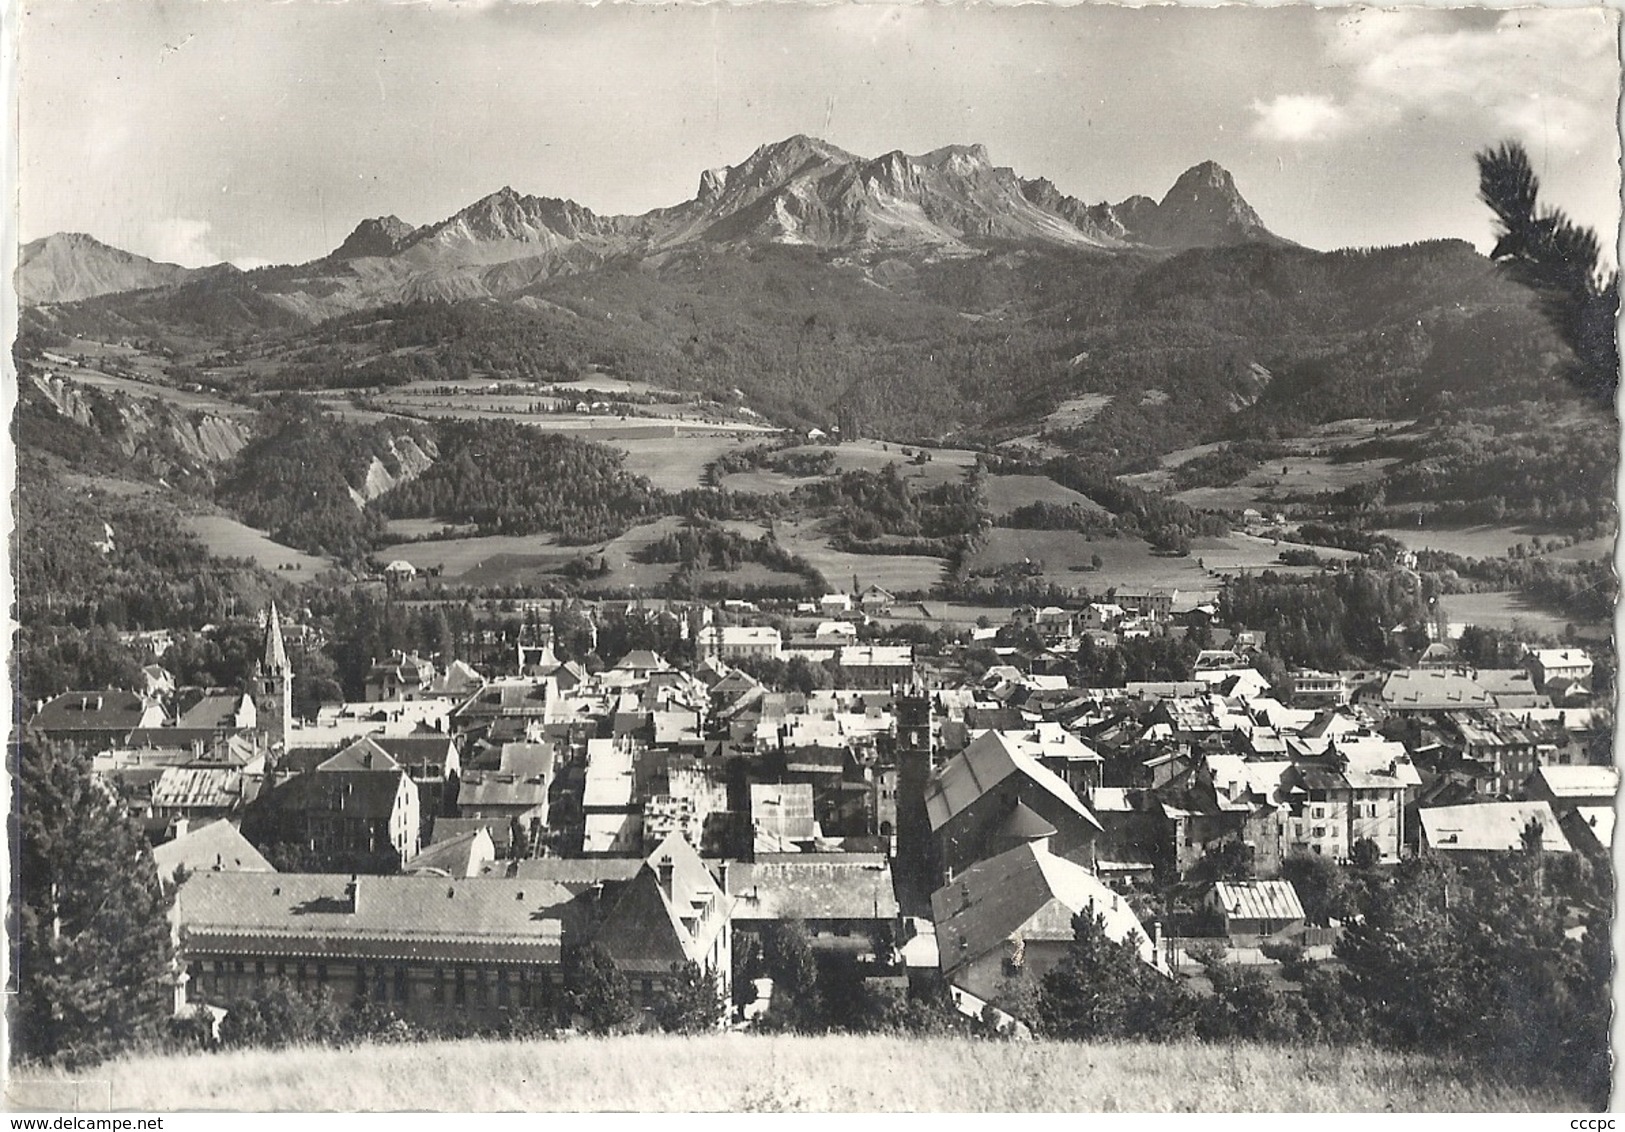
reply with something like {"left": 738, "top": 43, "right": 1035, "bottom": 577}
{"left": 16, "top": 1, "right": 1622, "bottom": 269}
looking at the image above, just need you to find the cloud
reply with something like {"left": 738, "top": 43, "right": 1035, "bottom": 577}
{"left": 142, "top": 218, "right": 224, "bottom": 268}
{"left": 1250, "top": 94, "right": 1348, "bottom": 143}
{"left": 1251, "top": 10, "right": 1618, "bottom": 152}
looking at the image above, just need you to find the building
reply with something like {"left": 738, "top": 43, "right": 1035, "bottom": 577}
{"left": 696, "top": 625, "right": 783, "bottom": 665}
{"left": 246, "top": 768, "right": 421, "bottom": 867}
{"left": 595, "top": 834, "right": 733, "bottom": 1017}
{"left": 364, "top": 653, "right": 437, "bottom": 702}
{"left": 1368, "top": 669, "right": 1493, "bottom": 718}
{"left": 1418, "top": 801, "right": 1572, "bottom": 856}
{"left": 730, "top": 854, "right": 899, "bottom": 958}
{"left": 1115, "top": 589, "right": 1177, "bottom": 621}
{"left": 1523, "top": 765, "right": 1619, "bottom": 814}
{"left": 175, "top": 872, "right": 570, "bottom": 1027}
{"left": 931, "top": 839, "right": 1158, "bottom": 1019}
{"left": 152, "top": 820, "right": 275, "bottom": 885}
{"left": 29, "top": 690, "right": 168, "bottom": 751}
{"left": 1525, "top": 649, "right": 1593, "bottom": 694}
{"left": 250, "top": 603, "right": 294, "bottom": 753}
{"left": 836, "top": 645, "right": 915, "bottom": 690}
{"left": 1204, "top": 880, "right": 1305, "bottom": 939}
{"left": 924, "top": 730, "right": 1102, "bottom": 879}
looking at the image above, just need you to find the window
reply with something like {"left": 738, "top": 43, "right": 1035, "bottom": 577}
{"left": 432, "top": 968, "right": 445, "bottom": 1004}
{"left": 1312, "top": 826, "right": 1325, "bottom": 838}
{"left": 394, "top": 966, "right": 408, "bottom": 1003}
{"left": 317, "top": 964, "right": 328, "bottom": 986}
{"left": 498, "top": 970, "right": 511, "bottom": 1007}
{"left": 454, "top": 969, "right": 467, "bottom": 1006}
{"left": 374, "top": 967, "right": 389, "bottom": 1002}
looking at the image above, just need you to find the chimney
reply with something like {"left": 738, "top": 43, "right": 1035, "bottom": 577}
{"left": 345, "top": 874, "right": 360, "bottom": 912}
{"left": 717, "top": 860, "right": 730, "bottom": 894}
{"left": 657, "top": 858, "right": 674, "bottom": 898}
{"left": 362, "top": 751, "right": 373, "bottom": 769}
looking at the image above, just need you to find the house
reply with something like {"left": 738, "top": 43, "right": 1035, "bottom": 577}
{"left": 730, "top": 854, "right": 899, "bottom": 958}
{"left": 924, "top": 730, "right": 1102, "bottom": 879}
{"left": 931, "top": 839, "right": 1158, "bottom": 1018}
{"left": 818, "top": 593, "right": 854, "bottom": 617}
{"left": 1288, "top": 670, "right": 1349, "bottom": 708}
{"left": 595, "top": 834, "right": 733, "bottom": 1017}
{"left": 1115, "top": 589, "right": 1176, "bottom": 621}
{"left": 383, "top": 559, "right": 419, "bottom": 583}
{"left": 174, "top": 872, "right": 571, "bottom": 1027}
{"left": 1523, "top": 765, "right": 1619, "bottom": 814}
{"left": 857, "top": 585, "right": 896, "bottom": 615}
{"left": 1471, "top": 668, "right": 1550, "bottom": 711}
{"left": 1560, "top": 807, "right": 1614, "bottom": 860}
{"left": 1525, "top": 649, "right": 1593, "bottom": 694}
{"left": 749, "top": 782, "right": 821, "bottom": 853}
{"left": 1205, "top": 880, "right": 1305, "bottom": 939}
{"left": 1368, "top": 669, "right": 1494, "bottom": 717}
{"left": 404, "top": 827, "right": 497, "bottom": 878}
{"left": 151, "top": 766, "right": 258, "bottom": 828}
{"left": 457, "top": 768, "right": 551, "bottom": 829}
{"left": 176, "top": 691, "right": 258, "bottom": 734}
{"left": 836, "top": 645, "right": 915, "bottom": 690}
{"left": 29, "top": 690, "right": 168, "bottom": 750}
{"left": 364, "top": 652, "right": 437, "bottom": 702}
{"left": 152, "top": 820, "right": 275, "bottom": 885}
{"left": 1418, "top": 801, "right": 1571, "bottom": 856}
{"left": 1445, "top": 711, "right": 1543, "bottom": 797}
{"left": 245, "top": 768, "right": 421, "bottom": 867}
{"left": 696, "top": 625, "right": 783, "bottom": 665}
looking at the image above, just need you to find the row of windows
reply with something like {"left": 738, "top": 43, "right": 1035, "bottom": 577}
{"left": 190, "top": 960, "right": 562, "bottom": 1010}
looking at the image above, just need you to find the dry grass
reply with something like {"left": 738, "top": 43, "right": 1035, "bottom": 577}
{"left": 185, "top": 515, "right": 332, "bottom": 574}
{"left": 983, "top": 474, "right": 1106, "bottom": 517}
{"left": 6, "top": 1035, "right": 1583, "bottom": 1112}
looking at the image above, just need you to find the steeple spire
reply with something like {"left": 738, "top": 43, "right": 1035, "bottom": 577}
{"left": 262, "top": 601, "right": 289, "bottom": 674}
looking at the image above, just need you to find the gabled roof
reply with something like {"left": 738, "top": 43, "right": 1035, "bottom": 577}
{"left": 176, "top": 693, "right": 252, "bottom": 731}
{"left": 32, "top": 690, "right": 161, "bottom": 733}
{"left": 152, "top": 820, "right": 274, "bottom": 879}
{"left": 1529, "top": 764, "right": 1619, "bottom": 798}
{"left": 931, "top": 841, "right": 1153, "bottom": 980}
{"left": 750, "top": 783, "right": 818, "bottom": 844}
{"left": 152, "top": 766, "right": 251, "bottom": 811}
{"left": 615, "top": 650, "right": 669, "bottom": 672}
{"left": 255, "top": 768, "right": 411, "bottom": 820}
{"left": 374, "top": 734, "right": 460, "bottom": 768}
{"left": 1211, "top": 880, "right": 1305, "bottom": 923}
{"left": 318, "top": 736, "right": 402, "bottom": 772}
{"left": 404, "top": 828, "right": 494, "bottom": 877}
{"left": 598, "top": 834, "right": 729, "bottom": 973}
{"left": 175, "top": 871, "right": 568, "bottom": 964}
{"left": 1420, "top": 801, "right": 1572, "bottom": 853}
{"left": 924, "top": 730, "right": 1100, "bottom": 833}
{"left": 457, "top": 770, "right": 549, "bottom": 809}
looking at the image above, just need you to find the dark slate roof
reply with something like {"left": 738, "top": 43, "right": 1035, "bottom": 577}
{"left": 375, "top": 735, "right": 460, "bottom": 769}
{"left": 32, "top": 690, "right": 157, "bottom": 733}
{"left": 176, "top": 871, "right": 567, "bottom": 965}
{"left": 254, "top": 769, "right": 409, "bottom": 821}
{"left": 996, "top": 800, "right": 1058, "bottom": 842}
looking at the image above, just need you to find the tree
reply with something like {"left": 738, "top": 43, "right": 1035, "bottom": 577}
{"left": 1037, "top": 911, "right": 1181, "bottom": 1040}
{"left": 1350, "top": 837, "right": 1382, "bottom": 871}
{"left": 1193, "top": 839, "right": 1255, "bottom": 883}
{"left": 652, "top": 961, "right": 724, "bottom": 1034}
{"left": 15, "top": 738, "right": 176, "bottom": 1065}
{"left": 1281, "top": 852, "right": 1349, "bottom": 927}
{"left": 1477, "top": 140, "right": 1619, "bottom": 403}
{"left": 562, "top": 943, "right": 638, "bottom": 1034}
{"left": 758, "top": 920, "right": 823, "bottom": 1030}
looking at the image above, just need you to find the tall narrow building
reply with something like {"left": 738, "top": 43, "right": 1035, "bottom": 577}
{"left": 251, "top": 601, "right": 293, "bottom": 755}
{"left": 892, "top": 684, "right": 939, "bottom": 915}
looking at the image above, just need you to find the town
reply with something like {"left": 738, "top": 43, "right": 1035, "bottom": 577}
{"left": 24, "top": 579, "right": 1612, "bottom": 1041}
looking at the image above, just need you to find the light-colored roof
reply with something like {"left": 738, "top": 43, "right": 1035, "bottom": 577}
{"left": 1569, "top": 807, "right": 1614, "bottom": 850}
{"left": 931, "top": 841, "right": 1154, "bottom": 979}
{"left": 403, "top": 828, "right": 495, "bottom": 877}
{"left": 838, "top": 645, "right": 914, "bottom": 668}
{"left": 582, "top": 738, "right": 635, "bottom": 809}
{"left": 152, "top": 821, "right": 274, "bottom": 878}
{"left": 731, "top": 855, "right": 898, "bottom": 921}
{"left": 750, "top": 783, "right": 818, "bottom": 844}
{"left": 1419, "top": 801, "right": 1572, "bottom": 853}
{"left": 152, "top": 766, "right": 248, "bottom": 811}
{"left": 1212, "top": 880, "right": 1305, "bottom": 923}
{"left": 318, "top": 736, "right": 402, "bottom": 772}
{"left": 924, "top": 730, "right": 1100, "bottom": 832}
{"left": 1530, "top": 765, "right": 1619, "bottom": 799}
{"left": 1378, "top": 669, "right": 1493, "bottom": 710}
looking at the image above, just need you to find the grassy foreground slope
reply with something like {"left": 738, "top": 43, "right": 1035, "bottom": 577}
{"left": 7, "top": 1035, "right": 1588, "bottom": 1112}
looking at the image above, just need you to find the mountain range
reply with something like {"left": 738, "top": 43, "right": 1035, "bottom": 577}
{"left": 18, "top": 136, "right": 1287, "bottom": 315}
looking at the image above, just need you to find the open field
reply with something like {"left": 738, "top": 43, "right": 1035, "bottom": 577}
{"left": 1124, "top": 419, "right": 1419, "bottom": 506}
{"left": 717, "top": 469, "right": 824, "bottom": 494}
{"left": 381, "top": 517, "right": 476, "bottom": 540}
{"left": 5, "top": 1034, "right": 1586, "bottom": 1112}
{"left": 782, "top": 439, "right": 980, "bottom": 488}
{"left": 967, "top": 530, "right": 1217, "bottom": 604}
{"left": 983, "top": 474, "right": 1106, "bottom": 516}
{"left": 184, "top": 515, "right": 332, "bottom": 573}
{"left": 774, "top": 519, "right": 948, "bottom": 595}
{"left": 1377, "top": 525, "right": 1612, "bottom": 562}
{"left": 609, "top": 434, "right": 761, "bottom": 491}
{"left": 1442, "top": 591, "right": 1594, "bottom": 640}
{"left": 1042, "top": 392, "right": 1114, "bottom": 429}
{"left": 39, "top": 367, "right": 254, "bottom": 417}
{"left": 1192, "top": 532, "right": 1363, "bottom": 574}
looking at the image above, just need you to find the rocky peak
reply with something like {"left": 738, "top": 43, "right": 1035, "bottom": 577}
{"left": 331, "top": 215, "right": 416, "bottom": 259}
